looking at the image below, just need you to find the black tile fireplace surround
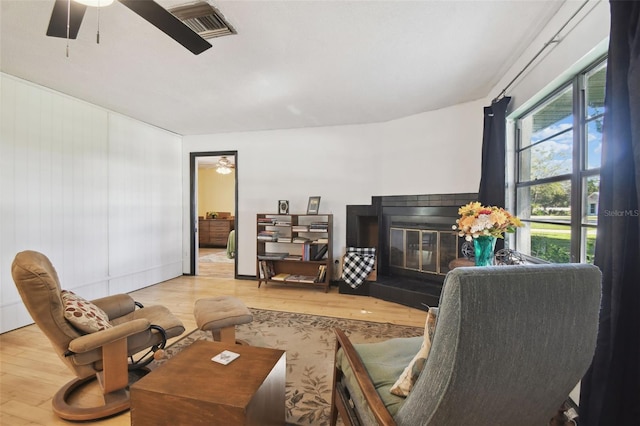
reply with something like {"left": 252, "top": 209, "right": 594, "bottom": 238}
{"left": 342, "top": 193, "right": 477, "bottom": 310}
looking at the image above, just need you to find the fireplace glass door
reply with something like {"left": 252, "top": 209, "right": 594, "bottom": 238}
{"left": 390, "top": 227, "right": 459, "bottom": 276}
{"left": 421, "top": 231, "right": 437, "bottom": 273}
{"left": 389, "top": 228, "right": 405, "bottom": 268}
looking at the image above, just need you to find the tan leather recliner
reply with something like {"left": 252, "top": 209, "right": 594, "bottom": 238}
{"left": 11, "top": 250, "right": 185, "bottom": 421}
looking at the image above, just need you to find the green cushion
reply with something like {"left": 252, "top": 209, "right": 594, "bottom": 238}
{"left": 336, "top": 336, "right": 423, "bottom": 420}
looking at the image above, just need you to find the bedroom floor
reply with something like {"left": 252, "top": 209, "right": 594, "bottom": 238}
{"left": 198, "top": 247, "right": 234, "bottom": 278}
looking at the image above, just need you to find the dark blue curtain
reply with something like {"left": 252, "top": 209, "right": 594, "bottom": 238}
{"left": 580, "top": 1, "right": 640, "bottom": 424}
{"left": 478, "top": 96, "right": 511, "bottom": 250}
{"left": 478, "top": 96, "right": 511, "bottom": 207}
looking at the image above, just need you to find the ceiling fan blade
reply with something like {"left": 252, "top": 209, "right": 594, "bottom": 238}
{"left": 46, "top": 0, "right": 87, "bottom": 39}
{"left": 119, "top": 0, "right": 212, "bottom": 55}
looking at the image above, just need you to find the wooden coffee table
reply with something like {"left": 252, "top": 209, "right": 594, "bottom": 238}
{"left": 130, "top": 340, "right": 286, "bottom": 425}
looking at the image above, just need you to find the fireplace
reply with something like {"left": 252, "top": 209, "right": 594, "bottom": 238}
{"left": 344, "top": 193, "right": 477, "bottom": 309}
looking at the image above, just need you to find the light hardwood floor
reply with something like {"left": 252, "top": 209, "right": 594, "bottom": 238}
{"left": 0, "top": 261, "right": 426, "bottom": 426}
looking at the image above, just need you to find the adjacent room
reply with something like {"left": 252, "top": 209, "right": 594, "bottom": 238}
{"left": 195, "top": 155, "right": 236, "bottom": 278}
{"left": 1, "top": 1, "right": 638, "bottom": 425}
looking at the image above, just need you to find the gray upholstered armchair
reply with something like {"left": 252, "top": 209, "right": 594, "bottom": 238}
{"left": 331, "top": 264, "right": 602, "bottom": 426}
{"left": 11, "top": 250, "right": 185, "bottom": 421}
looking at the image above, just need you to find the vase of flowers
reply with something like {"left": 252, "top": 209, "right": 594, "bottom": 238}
{"left": 452, "top": 202, "right": 523, "bottom": 266}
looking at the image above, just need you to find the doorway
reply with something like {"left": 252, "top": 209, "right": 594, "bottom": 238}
{"left": 190, "top": 151, "right": 238, "bottom": 278}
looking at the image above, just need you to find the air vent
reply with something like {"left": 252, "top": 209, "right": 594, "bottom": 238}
{"left": 169, "top": 1, "right": 236, "bottom": 40}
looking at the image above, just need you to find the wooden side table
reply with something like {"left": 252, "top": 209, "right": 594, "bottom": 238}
{"left": 448, "top": 258, "right": 475, "bottom": 269}
{"left": 131, "top": 340, "right": 285, "bottom": 425}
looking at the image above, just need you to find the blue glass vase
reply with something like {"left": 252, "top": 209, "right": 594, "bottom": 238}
{"left": 473, "top": 236, "right": 497, "bottom": 266}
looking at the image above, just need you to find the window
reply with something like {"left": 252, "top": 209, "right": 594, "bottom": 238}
{"left": 513, "top": 59, "right": 605, "bottom": 263}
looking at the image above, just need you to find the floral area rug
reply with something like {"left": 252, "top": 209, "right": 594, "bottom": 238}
{"left": 155, "top": 308, "right": 423, "bottom": 426}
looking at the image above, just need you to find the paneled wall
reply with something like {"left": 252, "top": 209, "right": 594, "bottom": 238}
{"left": 0, "top": 74, "right": 183, "bottom": 332}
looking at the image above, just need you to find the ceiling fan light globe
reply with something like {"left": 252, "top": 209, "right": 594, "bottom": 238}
{"left": 216, "top": 166, "right": 232, "bottom": 175}
{"left": 74, "top": 0, "right": 115, "bottom": 7}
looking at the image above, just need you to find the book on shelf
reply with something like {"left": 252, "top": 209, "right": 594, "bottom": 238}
{"left": 315, "top": 237, "right": 329, "bottom": 244}
{"left": 315, "top": 265, "right": 327, "bottom": 282}
{"left": 301, "top": 242, "right": 317, "bottom": 261}
{"left": 284, "top": 254, "right": 302, "bottom": 261}
{"left": 309, "top": 222, "right": 329, "bottom": 232}
{"left": 292, "top": 236, "right": 311, "bottom": 243}
{"left": 274, "top": 219, "right": 291, "bottom": 226}
{"left": 259, "top": 260, "right": 276, "bottom": 279}
{"left": 271, "top": 273, "right": 291, "bottom": 281}
{"left": 258, "top": 218, "right": 276, "bottom": 225}
{"left": 285, "top": 274, "right": 317, "bottom": 284}
{"left": 258, "top": 252, "right": 289, "bottom": 260}
{"left": 313, "top": 244, "right": 328, "bottom": 260}
{"left": 277, "top": 237, "right": 292, "bottom": 243}
{"left": 292, "top": 225, "right": 309, "bottom": 232}
{"left": 258, "top": 230, "right": 279, "bottom": 241}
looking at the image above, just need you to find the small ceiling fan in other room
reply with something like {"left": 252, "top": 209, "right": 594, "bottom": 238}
{"left": 215, "top": 157, "right": 234, "bottom": 175}
{"left": 46, "top": 0, "right": 212, "bottom": 55}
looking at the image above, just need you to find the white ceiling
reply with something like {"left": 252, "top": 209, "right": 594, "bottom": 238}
{"left": 1, "top": 0, "right": 565, "bottom": 136}
{"left": 198, "top": 155, "right": 234, "bottom": 169}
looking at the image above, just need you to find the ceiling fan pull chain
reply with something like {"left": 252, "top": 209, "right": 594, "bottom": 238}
{"left": 96, "top": 0, "right": 101, "bottom": 44}
{"left": 66, "top": 0, "right": 70, "bottom": 57}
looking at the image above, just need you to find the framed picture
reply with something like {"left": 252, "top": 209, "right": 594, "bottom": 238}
{"left": 278, "top": 200, "right": 289, "bottom": 214}
{"left": 307, "top": 196, "right": 321, "bottom": 215}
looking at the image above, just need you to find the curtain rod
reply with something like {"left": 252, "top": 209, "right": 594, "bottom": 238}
{"left": 491, "top": 0, "right": 592, "bottom": 104}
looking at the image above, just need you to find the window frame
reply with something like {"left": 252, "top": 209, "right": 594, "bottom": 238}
{"left": 512, "top": 56, "right": 606, "bottom": 264}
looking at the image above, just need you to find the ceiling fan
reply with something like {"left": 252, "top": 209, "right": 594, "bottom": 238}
{"left": 46, "top": 0, "right": 212, "bottom": 55}
{"left": 215, "top": 156, "right": 234, "bottom": 174}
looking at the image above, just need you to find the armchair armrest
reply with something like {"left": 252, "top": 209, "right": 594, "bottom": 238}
{"left": 334, "top": 328, "right": 397, "bottom": 426}
{"left": 68, "top": 318, "right": 150, "bottom": 354}
{"left": 91, "top": 294, "right": 136, "bottom": 319}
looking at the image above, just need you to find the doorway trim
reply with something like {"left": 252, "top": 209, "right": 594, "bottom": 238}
{"left": 189, "top": 151, "right": 238, "bottom": 277}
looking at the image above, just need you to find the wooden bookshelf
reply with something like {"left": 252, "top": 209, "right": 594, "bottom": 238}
{"left": 256, "top": 213, "right": 333, "bottom": 292}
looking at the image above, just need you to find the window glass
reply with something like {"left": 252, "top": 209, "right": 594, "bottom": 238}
{"left": 517, "top": 180, "right": 571, "bottom": 221}
{"left": 583, "top": 176, "right": 600, "bottom": 225}
{"left": 586, "top": 118, "right": 603, "bottom": 170}
{"left": 519, "top": 133, "right": 573, "bottom": 181}
{"left": 586, "top": 63, "right": 606, "bottom": 119}
{"left": 530, "top": 223, "right": 572, "bottom": 263}
{"left": 582, "top": 226, "right": 597, "bottom": 264}
{"left": 527, "top": 87, "right": 573, "bottom": 144}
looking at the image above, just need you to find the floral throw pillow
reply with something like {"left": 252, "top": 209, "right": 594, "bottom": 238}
{"left": 390, "top": 308, "right": 438, "bottom": 397}
{"left": 61, "top": 290, "right": 112, "bottom": 333}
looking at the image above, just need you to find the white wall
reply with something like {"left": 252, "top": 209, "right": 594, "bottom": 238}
{"left": 182, "top": 99, "right": 485, "bottom": 277}
{"left": 0, "top": 74, "right": 183, "bottom": 332}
